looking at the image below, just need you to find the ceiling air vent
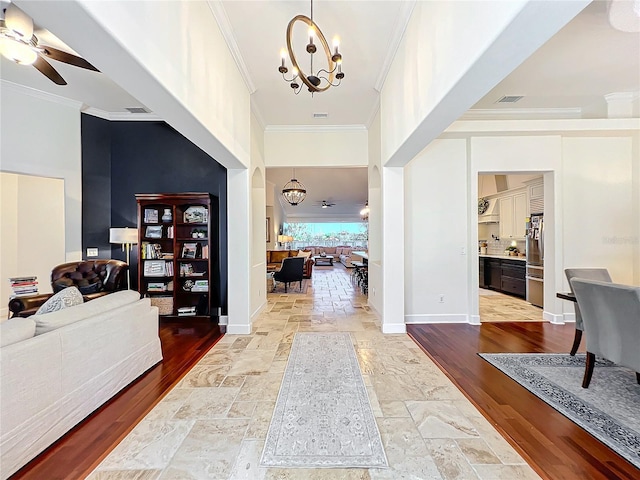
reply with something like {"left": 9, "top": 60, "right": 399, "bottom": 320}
{"left": 125, "top": 107, "right": 150, "bottom": 114}
{"left": 313, "top": 112, "right": 328, "bottom": 118}
{"left": 496, "top": 95, "right": 523, "bottom": 104}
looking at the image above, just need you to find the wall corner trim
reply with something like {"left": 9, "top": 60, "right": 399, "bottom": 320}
{"left": 382, "top": 323, "right": 407, "bottom": 334}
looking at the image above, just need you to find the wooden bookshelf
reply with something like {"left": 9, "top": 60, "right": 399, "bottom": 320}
{"left": 136, "top": 193, "right": 216, "bottom": 321}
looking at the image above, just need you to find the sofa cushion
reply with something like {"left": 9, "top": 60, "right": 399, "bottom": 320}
{"left": 34, "top": 290, "right": 140, "bottom": 335}
{"left": 270, "top": 250, "right": 290, "bottom": 264}
{"left": 297, "top": 250, "right": 311, "bottom": 259}
{"left": 35, "top": 287, "right": 84, "bottom": 315}
{"left": 0, "top": 317, "right": 36, "bottom": 347}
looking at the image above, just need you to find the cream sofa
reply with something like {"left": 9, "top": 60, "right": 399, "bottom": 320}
{"left": 0, "top": 290, "right": 162, "bottom": 478}
{"left": 302, "top": 246, "right": 366, "bottom": 268}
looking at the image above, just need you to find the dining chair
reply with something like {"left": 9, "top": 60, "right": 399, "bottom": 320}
{"left": 564, "top": 268, "right": 612, "bottom": 355}
{"left": 570, "top": 278, "right": 640, "bottom": 388}
{"left": 272, "top": 256, "right": 305, "bottom": 293}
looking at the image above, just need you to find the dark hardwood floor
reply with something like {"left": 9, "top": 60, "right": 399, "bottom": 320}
{"left": 11, "top": 318, "right": 224, "bottom": 480}
{"left": 408, "top": 322, "right": 639, "bottom": 480}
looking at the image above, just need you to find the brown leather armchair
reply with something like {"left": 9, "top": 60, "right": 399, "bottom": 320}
{"left": 8, "top": 260, "right": 129, "bottom": 317}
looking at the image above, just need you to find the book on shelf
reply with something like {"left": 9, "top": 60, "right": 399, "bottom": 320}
{"left": 144, "top": 260, "right": 172, "bottom": 277}
{"left": 147, "top": 282, "right": 167, "bottom": 292}
{"left": 202, "top": 245, "right": 209, "bottom": 259}
{"left": 144, "top": 208, "right": 159, "bottom": 223}
{"left": 183, "top": 206, "right": 208, "bottom": 224}
{"left": 141, "top": 242, "right": 164, "bottom": 259}
{"left": 167, "top": 225, "right": 174, "bottom": 238}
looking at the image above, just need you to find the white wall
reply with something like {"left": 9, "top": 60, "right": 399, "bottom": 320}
{"left": 561, "top": 137, "right": 636, "bottom": 285}
{"left": 20, "top": 0, "right": 251, "bottom": 169}
{"left": 264, "top": 128, "right": 368, "bottom": 167}
{"left": 0, "top": 82, "right": 82, "bottom": 262}
{"left": 402, "top": 123, "right": 639, "bottom": 326}
{"left": 250, "top": 114, "right": 267, "bottom": 320}
{"left": 265, "top": 182, "right": 285, "bottom": 251}
{"left": 404, "top": 139, "right": 469, "bottom": 323}
{"left": 368, "top": 111, "right": 382, "bottom": 315}
{"left": 0, "top": 173, "right": 66, "bottom": 318}
{"left": 379, "top": 0, "right": 589, "bottom": 167}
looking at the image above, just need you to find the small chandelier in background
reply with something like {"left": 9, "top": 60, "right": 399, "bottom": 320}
{"left": 360, "top": 201, "right": 369, "bottom": 221}
{"left": 278, "top": 0, "right": 344, "bottom": 95}
{"left": 282, "top": 170, "right": 307, "bottom": 206}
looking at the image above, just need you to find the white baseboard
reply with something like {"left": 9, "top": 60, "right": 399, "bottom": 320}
{"left": 218, "top": 315, "right": 228, "bottom": 326}
{"left": 469, "top": 314, "right": 481, "bottom": 325}
{"left": 544, "top": 311, "right": 565, "bottom": 324}
{"left": 405, "top": 314, "right": 469, "bottom": 324}
{"left": 250, "top": 301, "right": 267, "bottom": 321}
{"left": 226, "top": 324, "right": 251, "bottom": 334}
{"left": 563, "top": 313, "right": 576, "bottom": 323}
{"left": 381, "top": 323, "right": 407, "bottom": 334}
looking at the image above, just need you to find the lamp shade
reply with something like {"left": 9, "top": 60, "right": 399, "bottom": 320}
{"left": 109, "top": 227, "right": 138, "bottom": 244}
{"left": 278, "top": 235, "right": 287, "bottom": 243}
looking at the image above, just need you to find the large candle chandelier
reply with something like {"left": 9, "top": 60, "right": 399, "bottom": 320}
{"left": 277, "top": 0, "right": 344, "bottom": 95}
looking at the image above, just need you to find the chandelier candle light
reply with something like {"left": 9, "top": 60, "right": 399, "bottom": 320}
{"left": 278, "top": 0, "right": 344, "bottom": 94}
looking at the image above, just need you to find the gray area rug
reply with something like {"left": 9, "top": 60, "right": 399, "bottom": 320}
{"left": 479, "top": 353, "right": 640, "bottom": 469}
{"left": 261, "top": 332, "right": 388, "bottom": 468}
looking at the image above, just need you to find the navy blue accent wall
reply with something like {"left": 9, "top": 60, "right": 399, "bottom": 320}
{"left": 81, "top": 114, "right": 113, "bottom": 260}
{"left": 81, "top": 116, "right": 228, "bottom": 314}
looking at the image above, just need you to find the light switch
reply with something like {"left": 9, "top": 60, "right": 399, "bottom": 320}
{"left": 86, "top": 248, "right": 98, "bottom": 257}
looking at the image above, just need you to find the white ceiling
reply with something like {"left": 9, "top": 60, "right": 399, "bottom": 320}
{"left": 266, "top": 166, "right": 368, "bottom": 221}
{"left": 2, "top": 1, "right": 638, "bottom": 217}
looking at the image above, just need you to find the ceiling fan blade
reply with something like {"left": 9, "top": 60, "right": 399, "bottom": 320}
{"left": 41, "top": 45, "right": 99, "bottom": 71}
{"left": 33, "top": 55, "right": 66, "bottom": 85}
{"left": 5, "top": 4, "right": 33, "bottom": 40}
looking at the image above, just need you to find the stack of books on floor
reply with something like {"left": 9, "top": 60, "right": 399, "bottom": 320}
{"left": 177, "top": 306, "right": 197, "bottom": 317}
{"left": 9, "top": 276, "right": 38, "bottom": 297}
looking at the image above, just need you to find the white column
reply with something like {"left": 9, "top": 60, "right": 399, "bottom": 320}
{"left": 227, "top": 168, "right": 251, "bottom": 334}
{"left": 381, "top": 166, "right": 406, "bottom": 333}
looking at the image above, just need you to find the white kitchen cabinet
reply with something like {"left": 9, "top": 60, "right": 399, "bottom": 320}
{"left": 499, "top": 192, "right": 527, "bottom": 239}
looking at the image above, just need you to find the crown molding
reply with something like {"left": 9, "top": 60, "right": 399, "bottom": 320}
{"left": 207, "top": 0, "right": 256, "bottom": 95}
{"left": 374, "top": 0, "right": 416, "bottom": 92}
{"left": 250, "top": 98, "right": 266, "bottom": 131}
{"left": 604, "top": 91, "right": 640, "bottom": 103}
{"left": 82, "top": 107, "right": 163, "bottom": 121}
{"left": 265, "top": 125, "right": 367, "bottom": 133}
{"left": 365, "top": 96, "right": 381, "bottom": 130}
{"left": 1, "top": 80, "right": 83, "bottom": 109}
{"left": 460, "top": 107, "right": 582, "bottom": 120}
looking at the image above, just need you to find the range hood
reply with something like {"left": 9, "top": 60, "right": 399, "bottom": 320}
{"left": 478, "top": 198, "right": 500, "bottom": 223}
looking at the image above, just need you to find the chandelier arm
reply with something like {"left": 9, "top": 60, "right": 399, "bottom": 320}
{"left": 282, "top": 71, "right": 299, "bottom": 83}
{"left": 286, "top": 14, "right": 335, "bottom": 93}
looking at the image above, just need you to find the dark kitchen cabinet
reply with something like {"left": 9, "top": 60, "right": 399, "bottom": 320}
{"left": 487, "top": 259, "right": 502, "bottom": 290}
{"left": 481, "top": 257, "right": 526, "bottom": 299}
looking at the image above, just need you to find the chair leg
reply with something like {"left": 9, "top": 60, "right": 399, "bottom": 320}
{"left": 284, "top": 282, "right": 288, "bottom": 293}
{"left": 299, "top": 280, "right": 302, "bottom": 291}
{"left": 569, "top": 329, "right": 582, "bottom": 356}
{"left": 582, "top": 352, "right": 595, "bottom": 388}
{"left": 636, "top": 372, "right": 640, "bottom": 385}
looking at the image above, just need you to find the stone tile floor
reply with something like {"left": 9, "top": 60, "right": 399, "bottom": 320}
{"left": 87, "top": 266, "right": 541, "bottom": 479}
{"left": 479, "top": 288, "right": 543, "bottom": 322}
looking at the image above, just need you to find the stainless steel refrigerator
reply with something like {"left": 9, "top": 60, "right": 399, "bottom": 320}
{"left": 526, "top": 213, "right": 544, "bottom": 307}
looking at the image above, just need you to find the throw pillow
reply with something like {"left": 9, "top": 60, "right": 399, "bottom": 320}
{"left": 297, "top": 250, "right": 311, "bottom": 259}
{"left": 35, "top": 286, "right": 84, "bottom": 315}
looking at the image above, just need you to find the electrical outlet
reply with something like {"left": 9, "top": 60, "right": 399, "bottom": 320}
{"left": 86, "top": 248, "right": 98, "bottom": 257}
{"left": 460, "top": 247, "right": 466, "bottom": 255}
{"left": 439, "top": 294, "right": 445, "bottom": 303}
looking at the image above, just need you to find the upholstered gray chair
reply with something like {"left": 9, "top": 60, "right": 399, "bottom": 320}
{"left": 565, "top": 268, "right": 612, "bottom": 355}
{"left": 272, "top": 257, "right": 305, "bottom": 293}
{"left": 570, "top": 278, "right": 640, "bottom": 388}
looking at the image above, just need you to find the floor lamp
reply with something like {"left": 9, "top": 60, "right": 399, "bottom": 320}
{"left": 109, "top": 227, "right": 138, "bottom": 289}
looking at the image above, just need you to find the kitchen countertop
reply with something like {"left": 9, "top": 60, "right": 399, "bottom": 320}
{"left": 479, "top": 254, "right": 527, "bottom": 262}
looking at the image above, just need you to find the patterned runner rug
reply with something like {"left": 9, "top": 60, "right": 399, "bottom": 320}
{"left": 261, "top": 332, "right": 388, "bottom": 468}
{"left": 479, "top": 353, "right": 640, "bottom": 469}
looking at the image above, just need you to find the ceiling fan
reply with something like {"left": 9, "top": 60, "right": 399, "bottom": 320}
{"left": 0, "top": 2, "right": 99, "bottom": 85}
{"left": 314, "top": 200, "right": 336, "bottom": 209}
